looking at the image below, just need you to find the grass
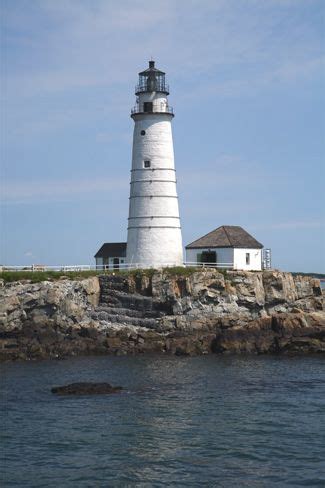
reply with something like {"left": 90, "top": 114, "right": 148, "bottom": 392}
{"left": 162, "top": 266, "right": 204, "bottom": 276}
{"left": 161, "top": 266, "right": 229, "bottom": 277}
{"left": 0, "top": 270, "right": 108, "bottom": 283}
{"left": 120, "top": 268, "right": 157, "bottom": 279}
{"left": 0, "top": 266, "right": 229, "bottom": 284}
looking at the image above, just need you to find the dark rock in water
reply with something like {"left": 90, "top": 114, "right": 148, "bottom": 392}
{"left": 51, "top": 382, "right": 123, "bottom": 396}
{"left": 174, "top": 347, "right": 190, "bottom": 356}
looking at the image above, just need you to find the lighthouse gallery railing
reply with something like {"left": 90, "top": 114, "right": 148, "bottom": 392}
{"left": 135, "top": 81, "right": 169, "bottom": 94}
{"left": 131, "top": 104, "right": 174, "bottom": 115}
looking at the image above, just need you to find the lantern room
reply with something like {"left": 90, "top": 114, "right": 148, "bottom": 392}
{"left": 135, "top": 60, "right": 169, "bottom": 95}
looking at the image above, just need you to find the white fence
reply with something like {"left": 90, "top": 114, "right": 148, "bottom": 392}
{"left": 1, "top": 262, "right": 235, "bottom": 272}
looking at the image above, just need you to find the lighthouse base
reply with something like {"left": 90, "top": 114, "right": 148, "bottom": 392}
{"left": 126, "top": 227, "right": 183, "bottom": 269}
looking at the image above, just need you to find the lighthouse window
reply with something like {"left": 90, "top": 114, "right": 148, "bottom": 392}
{"left": 144, "top": 160, "right": 151, "bottom": 168}
{"left": 143, "top": 102, "right": 153, "bottom": 113}
{"left": 141, "top": 130, "right": 146, "bottom": 136}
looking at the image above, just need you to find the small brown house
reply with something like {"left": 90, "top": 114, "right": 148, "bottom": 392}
{"left": 94, "top": 242, "right": 127, "bottom": 269}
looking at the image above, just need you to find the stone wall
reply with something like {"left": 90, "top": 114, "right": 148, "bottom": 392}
{"left": 0, "top": 270, "right": 324, "bottom": 360}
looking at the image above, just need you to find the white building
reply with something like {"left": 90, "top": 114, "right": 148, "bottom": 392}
{"left": 94, "top": 243, "right": 126, "bottom": 270}
{"left": 126, "top": 61, "right": 183, "bottom": 268}
{"left": 185, "top": 226, "right": 264, "bottom": 271}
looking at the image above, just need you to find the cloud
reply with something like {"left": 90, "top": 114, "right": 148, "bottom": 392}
{"left": 2, "top": 0, "right": 323, "bottom": 143}
{"left": 2, "top": 1, "right": 175, "bottom": 97}
{"left": 2, "top": 0, "right": 322, "bottom": 98}
{"left": 95, "top": 131, "right": 131, "bottom": 144}
{"left": 1, "top": 176, "right": 128, "bottom": 204}
{"left": 179, "top": 153, "right": 269, "bottom": 190}
{"left": 251, "top": 221, "right": 324, "bottom": 230}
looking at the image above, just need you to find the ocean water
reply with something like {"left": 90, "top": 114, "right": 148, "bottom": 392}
{"left": 1, "top": 354, "right": 325, "bottom": 487}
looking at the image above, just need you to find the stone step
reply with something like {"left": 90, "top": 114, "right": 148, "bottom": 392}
{"left": 100, "top": 283, "right": 128, "bottom": 292}
{"left": 99, "top": 294, "right": 121, "bottom": 306}
{"left": 97, "top": 276, "right": 172, "bottom": 318}
{"left": 91, "top": 310, "right": 158, "bottom": 329}
{"left": 99, "top": 276, "right": 129, "bottom": 292}
{"left": 100, "top": 290, "right": 155, "bottom": 311}
{"left": 95, "top": 305, "right": 163, "bottom": 319}
{"left": 96, "top": 305, "right": 144, "bottom": 318}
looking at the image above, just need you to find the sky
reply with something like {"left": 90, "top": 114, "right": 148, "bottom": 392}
{"left": 1, "top": 0, "right": 324, "bottom": 272}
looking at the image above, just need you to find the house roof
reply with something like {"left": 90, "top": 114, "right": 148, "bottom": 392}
{"left": 186, "top": 226, "right": 263, "bottom": 249}
{"left": 94, "top": 242, "right": 127, "bottom": 258}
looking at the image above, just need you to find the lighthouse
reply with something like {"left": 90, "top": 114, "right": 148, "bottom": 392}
{"left": 126, "top": 61, "right": 183, "bottom": 268}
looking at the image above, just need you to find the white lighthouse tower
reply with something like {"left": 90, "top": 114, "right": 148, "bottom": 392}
{"left": 126, "top": 60, "right": 183, "bottom": 268}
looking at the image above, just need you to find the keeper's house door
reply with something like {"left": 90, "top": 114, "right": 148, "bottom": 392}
{"left": 113, "top": 258, "right": 120, "bottom": 270}
{"left": 201, "top": 251, "right": 217, "bottom": 264}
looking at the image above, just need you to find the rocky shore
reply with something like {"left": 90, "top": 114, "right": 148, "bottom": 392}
{"left": 0, "top": 270, "right": 324, "bottom": 361}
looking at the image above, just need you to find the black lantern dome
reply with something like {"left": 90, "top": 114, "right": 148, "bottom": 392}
{"left": 135, "top": 60, "right": 169, "bottom": 95}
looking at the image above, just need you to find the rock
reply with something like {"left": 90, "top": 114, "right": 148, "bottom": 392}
{"left": 51, "top": 382, "right": 123, "bottom": 395}
{"left": 211, "top": 311, "right": 325, "bottom": 354}
{"left": 293, "top": 275, "right": 322, "bottom": 299}
{"left": 80, "top": 277, "right": 100, "bottom": 306}
{"left": 227, "top": 271, "right": 265, "bottom": 307}
{"left": 263, "top": 271, "right": 298, "bottom": 305}
{"left": 0, "top": 271, "right": 324, "bottom": 360}
{"left": 174, "top": 347, "right": 190, "bottom": 356}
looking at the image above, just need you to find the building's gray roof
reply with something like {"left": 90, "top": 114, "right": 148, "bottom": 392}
{"left": 94, "top": 242, "right": 127, "bottom": 258}
{"left": 186, "top": 226, "right": 263, "bottom": 249}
